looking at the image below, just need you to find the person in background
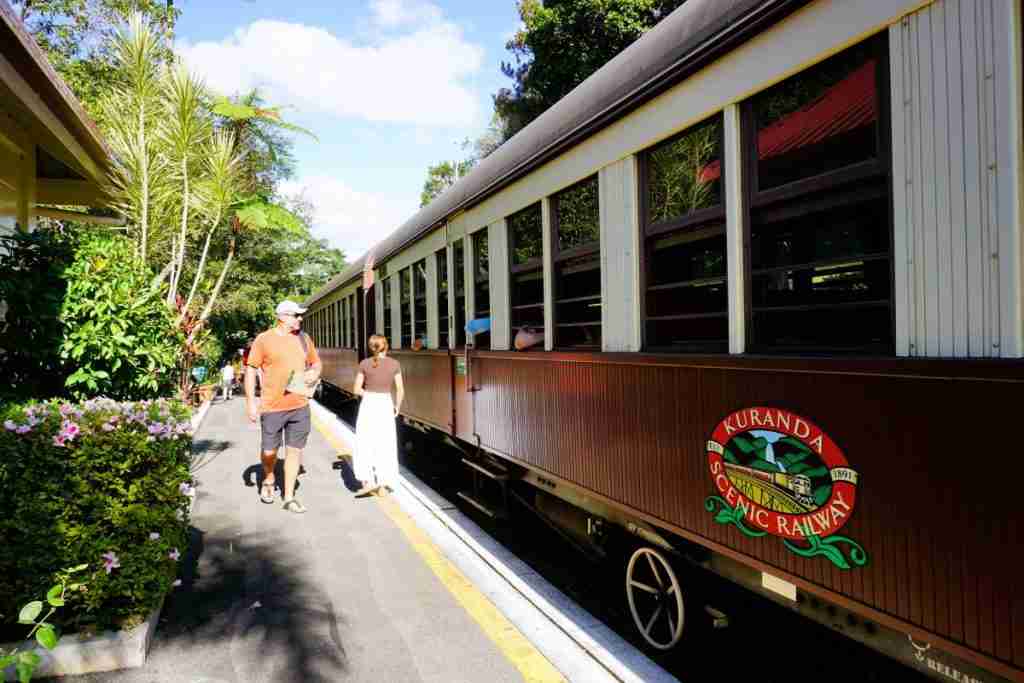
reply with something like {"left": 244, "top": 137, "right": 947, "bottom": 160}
{"left": 245, "top": 300, "right": 322, "bottom": 513}
{"left": 220, "top": 362, "right": 235, "bottom": 401}
{"left": 352, "top": 335, "right": 404, "bottom": 496}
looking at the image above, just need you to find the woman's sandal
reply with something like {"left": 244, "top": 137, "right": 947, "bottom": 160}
{"left": 283, "top": 499, "right": 306, "bottom": 514}
{"left": 260, "top": 481, "right": 275, "bottom": 504}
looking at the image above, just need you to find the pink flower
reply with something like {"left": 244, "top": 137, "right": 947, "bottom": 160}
{"left": 168, "top": 548, "right": 180, "bottom": 561}
{"left": 61, "top": 420, "right": 80, "bottom": 439}
{"left": 4, "top": 420, "right": 16, "bottom": 431}
{"left": 149, "top": 532, "right": 160, "bottom": 541}
{"left": 172, "top": 579, "right": 182, "bottom": 587}
{"left": 101, "top": 551, "right": 120, "bottom": 574}
{"left": 53, "top": 435, "right": 66, "bottom": 448}
{"left": 15, "top": 425, "right": 31, "bottom": 434}
{"left": 101, "top": 422, "right": 115, "bottom": 432}
{"left": 179, "top": 483, "right": 195, "bottom": 497}
{"left": 59, "top": 404, "right": 73, "bottom": 417}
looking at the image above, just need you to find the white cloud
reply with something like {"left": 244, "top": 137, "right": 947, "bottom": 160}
{"left": 281, "top": 176, "right": 418, "bottom": 260}
{"left": 370, "top": 0, "right": 443, "bottom": 28}
{"left": 178, "top": 2, "right": 484, "bottom": 126}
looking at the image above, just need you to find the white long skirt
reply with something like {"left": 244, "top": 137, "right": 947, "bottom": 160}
{"left": 354, "top": 391, "right": 398, "bottom": 488}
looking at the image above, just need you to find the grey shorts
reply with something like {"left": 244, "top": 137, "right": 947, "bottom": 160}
{"left": 260, "top": 405, "right": 311, "bottom": 452}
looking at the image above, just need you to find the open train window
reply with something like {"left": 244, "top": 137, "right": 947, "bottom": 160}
{"left": 509, "top": 203, "right": 544, "bottom": 343}
{"left": 349, "top": 295, "right": 357, "bottom": 348}
{"left": 744, "top": 36, "right": 891, "bottom": 354}
{"left": 453, "top": 239, "right": 466, "bottom": 348}
{"left": 413, "top": 259, "right": 427, "bottom": 346}
{"left": 472, "top": 231, "right": 490, "bottom": 349}
{"left": 400, "top": 267, "right": 412, "bottom": 348}
{"left": 436, "top": 248, "right": 449, "bottom": 349}
{"left": 344, "top": 297, "right": 350, "bottom": 346}
{"left": 553, "top": 177, "right": 600, "bottom": 349}
{"left": 347, "top": 296, "right": 353, "bottom": 348}
{"left": 642, "top": 114, "right": 728, "bottom": 352}
{"left": 382, "top": 276, "right": 393, "bottom": 344}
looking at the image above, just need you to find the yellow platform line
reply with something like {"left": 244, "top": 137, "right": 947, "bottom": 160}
{"left": 312, "top": 415, "right": 566, "bottom": 683}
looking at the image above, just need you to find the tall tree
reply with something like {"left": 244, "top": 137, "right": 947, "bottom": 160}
{"left": 10, "top": 0, "right": 179, "bottom": 117}
{"left": 494, "top": 0, "right": 687, "bottom": 140}
{"left": 420, "top": 159, "right": 475, "bottom": 208}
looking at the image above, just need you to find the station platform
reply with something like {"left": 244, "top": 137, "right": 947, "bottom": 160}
{"left": 58, "top": 398, "right": 675, "bottom": 682}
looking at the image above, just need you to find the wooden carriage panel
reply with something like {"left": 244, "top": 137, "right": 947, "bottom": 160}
{"left": 320, "top": 348, "right": 359, "bottom": 394}
{"left": 471, "top": 351, "right": 1024, "bottom": 672}
{"left": 390, "top": 350, "right": 453, "bottom": 433}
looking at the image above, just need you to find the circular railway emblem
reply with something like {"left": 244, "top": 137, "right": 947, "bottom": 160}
{"left": 704, "top": 406, "right": 868, "bottom": 569}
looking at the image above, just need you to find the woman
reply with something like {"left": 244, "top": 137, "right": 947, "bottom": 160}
{"left": 352, "top": 335, "right": 404, "bottom": 496}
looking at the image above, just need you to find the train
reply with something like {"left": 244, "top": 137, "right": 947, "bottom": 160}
{"left": 303, "top": 1, "right": 1024, "bottom": 681}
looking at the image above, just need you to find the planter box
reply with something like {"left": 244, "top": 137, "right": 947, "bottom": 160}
{"left": 1, "top": 600, "right": 163, "bottom": 680}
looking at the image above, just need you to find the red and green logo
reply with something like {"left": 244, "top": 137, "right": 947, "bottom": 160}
{"left": 704, "top": 407, "right": 868, "bottom": 570}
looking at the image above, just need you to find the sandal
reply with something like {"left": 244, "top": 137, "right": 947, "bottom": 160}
{"left": 283, "top": 499, "right": 306, "bottom": 514}
{"left": 260, "top": 481, "right": 275, "bottom": 504}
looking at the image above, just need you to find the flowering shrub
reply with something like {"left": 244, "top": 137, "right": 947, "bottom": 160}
{"left": 0, "top": 398, "right": 193, "bottom": 637}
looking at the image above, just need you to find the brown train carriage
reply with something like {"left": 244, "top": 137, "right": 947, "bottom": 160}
{"left": 306, "top": 0, "right": 1024, "bottom": 681}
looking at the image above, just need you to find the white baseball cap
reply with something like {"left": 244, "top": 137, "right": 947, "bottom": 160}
{"left": 275, "top": 300, "right": 307, "bottom": 316}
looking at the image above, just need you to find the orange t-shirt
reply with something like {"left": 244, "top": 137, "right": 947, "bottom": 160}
{"left": 247, "top": 328, "right": 320, "bottom": 413}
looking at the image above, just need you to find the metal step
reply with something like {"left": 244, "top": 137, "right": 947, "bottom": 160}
{"left": 461, "top": 457, "right": 508, "bottom": 481}
{"left": 456, "top": 491, "right": 504, "bottom": 519}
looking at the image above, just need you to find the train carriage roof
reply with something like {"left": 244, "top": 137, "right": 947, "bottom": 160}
{"left": 306, "top": 0, "right": 797, "bottom": 306}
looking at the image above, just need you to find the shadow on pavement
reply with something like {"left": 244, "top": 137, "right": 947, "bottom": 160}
{"left": 331, "top": 459, "right": 363, "bottom": 493}
{"left": 241, "top": 461, "right": 303, "bottom": 498}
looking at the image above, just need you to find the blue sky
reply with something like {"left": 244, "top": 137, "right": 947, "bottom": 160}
{"left": 174, "top": 0, "right": 521, "bottom": 261}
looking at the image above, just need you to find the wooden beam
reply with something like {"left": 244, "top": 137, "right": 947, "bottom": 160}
{"left": 36, "top": 178, "right": 108, "bottom": 207}
{"left": 0, "top": 52, "right": 104, "bottom": 184}
{"left": 16, "top": 139, "right": 34, "bottom": 232}
{"left": 34, "top": 207, "right": 125, "bottom": 226}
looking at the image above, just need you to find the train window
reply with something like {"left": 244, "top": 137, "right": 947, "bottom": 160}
{"left": 382, "top": 276, "right": 393, "bottom": 344}
{"left": 400, "top": 267, "right": 412, "bottom": 348}
{"left": 473, "top": 231, "right": 490, "bottom": 349}
{"left": 332, "top": 301, "right": 338, "bottom": 348}
{"left": 553, "top": 177, "right": 600, "bottom": 349}
{"left": 642, "top": 115, "right": 728, "bottom": 352}
{"left": 341, "top": 296, "right": 349, "bottom": 348}
{"left": 745, "top": 37, "right": 891, "bottom": 353}
{"left": 349, "top": 295, "right": 357, "bottom": 348}
{"left": 436, "top": 249, "right": 449, "bottom": 349}
{"left": 345, "top": 296, "right": 351, "bottom": 347}
{"left": 453, "top": 239, "right": 466, "bottom": 348}
{"left": 413, "top": 259, "right": 427, "bottom": 346}
{"left": 509, "top": 203, "right": 544, "bottom": 341}
{"left": 646, "top": 116, "right": 723, "bottom": 228}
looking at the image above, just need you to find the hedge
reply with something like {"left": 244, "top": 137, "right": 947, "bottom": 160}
{"left": 0, "top": 398, "right": 193, "bottom": 638}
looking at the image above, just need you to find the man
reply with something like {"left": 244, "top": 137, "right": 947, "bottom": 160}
{"left": 245, "top": 300, "right": 322, "bottom": 513}
{"left": 220, "top": 363, "right": 235, "bottom": 401}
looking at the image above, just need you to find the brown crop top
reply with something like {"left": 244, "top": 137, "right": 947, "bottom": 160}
{"left": 358, "top": 356, "right": 400, "bottom": 393}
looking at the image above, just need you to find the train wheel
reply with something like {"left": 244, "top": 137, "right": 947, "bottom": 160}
{"left": 625, "top": 547, "right": 685, "bottom": 650}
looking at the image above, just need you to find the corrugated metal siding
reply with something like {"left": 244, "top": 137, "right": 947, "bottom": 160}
{"left": 891, "top": 0, "right": 1023, "bottom": 358}
{"left": 471, "top": 353, "right": 1024, "bottom": 672}
{"left": 320, "top": 348, "right": 359, "bottom": 395}
{"left": 390, "top": 350, "right": 452, "bottom": 432}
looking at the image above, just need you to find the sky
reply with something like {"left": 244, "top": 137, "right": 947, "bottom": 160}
{"left": 173, "top": 0, "right": 522, "bottom": 263}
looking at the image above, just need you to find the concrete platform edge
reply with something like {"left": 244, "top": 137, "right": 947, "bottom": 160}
{"left": 309, "top": 400, "right": 678, "bottom": 683}
{"left": 1, "top": 599, "right": 163, "bottom": 681}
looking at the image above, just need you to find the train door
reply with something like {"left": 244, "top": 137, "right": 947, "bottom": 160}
{"left": 453, "top": 350, "right": 474, "bottom": 440}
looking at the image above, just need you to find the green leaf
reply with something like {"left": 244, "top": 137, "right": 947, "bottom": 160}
{"left": 46, "top": 585, "right": 64, "bottom": 607}
{"left": 18, "top": 601, "right": 43, "bottom": 624}
{"left": 67, "top": 564, "right": 88, "bottom": 573}
{"left": 16, "top": 651, "right": 40, "bottom": 683}
{"left": 36, "top": 625, "right": 58, "bottom": 650}
{"left": 0, "top": 654, "right": 14, "bottom": 669}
